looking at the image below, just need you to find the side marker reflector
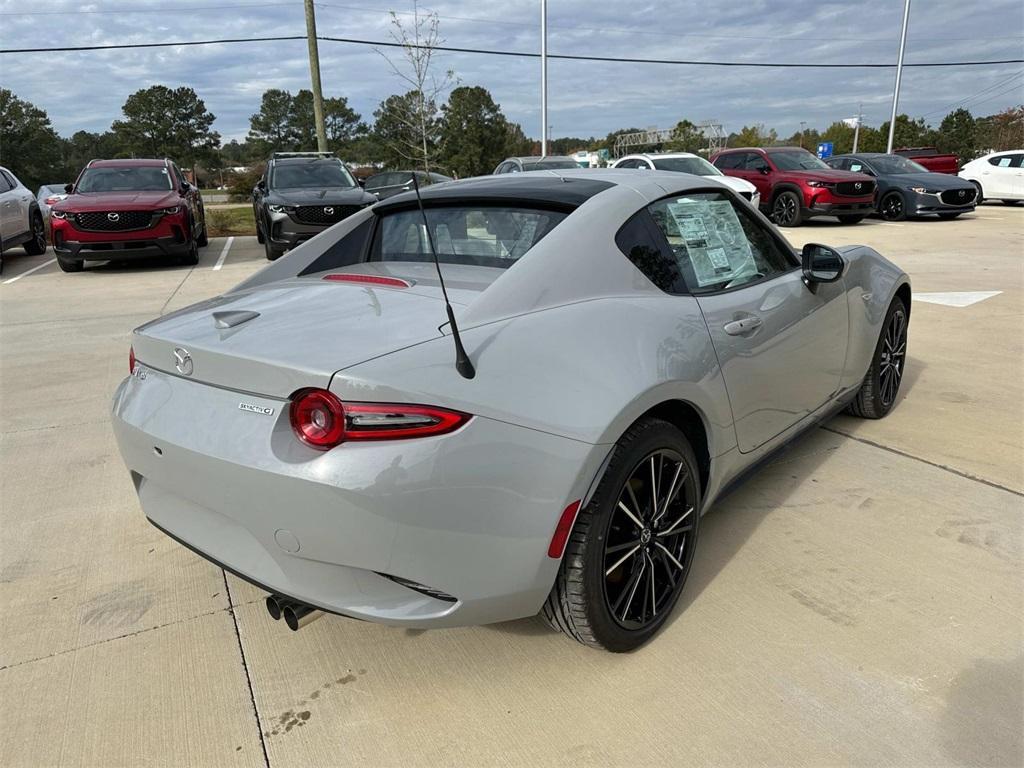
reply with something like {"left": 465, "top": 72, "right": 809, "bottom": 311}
{"left": 548, "top": 500, "right": 582, "bottom": 559}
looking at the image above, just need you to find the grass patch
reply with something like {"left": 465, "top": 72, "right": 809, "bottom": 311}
{"left": 206, "top": 207, "right": 256, "bottom": 238}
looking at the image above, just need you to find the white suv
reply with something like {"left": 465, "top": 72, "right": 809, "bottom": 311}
{"left": 959, "top": 151, "right": 1024, "bottom": 205}
{"left": 0, "top": 166, "right": 47, "bottom": 273}
{"left": 612, "top": 152, "right": 760, "bottom": 207}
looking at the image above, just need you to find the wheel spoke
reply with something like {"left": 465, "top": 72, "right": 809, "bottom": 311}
{"left": 606, "top": 539, "right": 642, "bottom": 555}
{"left": 617, "top": 500, "right": 644, "bottom": 530}
{"left": 649, "top": 455, "right": 659, "bottom": 521}
{"left": 605, "top": 543, "right": 642, "bottom": 576}
{"left": 616, "top": 555, "right": 646, "bottom": 621}
{"left": 624, "top": 481, "right": 642, "bottom": 524}
{"left": 657, "top": 506, "right": 693, "bottom": 537}
{"left": 654, "top": 461, "right": 684, "bottom": 526}
{"left": 647, "top": 552, "right": 657, "bottom": 618}
{"left": 655, "top": 541, "right": 686, "bottom": 571}
{"left": 655, "top": 547, "right": 677, "bottom": 589}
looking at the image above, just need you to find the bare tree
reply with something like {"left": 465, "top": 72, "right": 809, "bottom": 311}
{"left": 375, "top": 1, "right": 457, "bottom": 172}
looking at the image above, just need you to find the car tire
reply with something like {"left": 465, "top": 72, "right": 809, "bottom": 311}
{"left": 938, "top": 212, "right": 962, "bottom": 220}
{"left": 264, "top": 239, "right": 283, "bottom": 261}
{"left": 255, "top": 216, "right": 265, "bottom": 244}
{"left": 197, "top": 215, "right": 209, "bottom": 247}
{"left": 181, "top": 222, "right": 200, "bottom": 266}
{"left": 542, "top": 417, "right": 701, "bottom": 652}
{"left": 770, "top": 190, "right": 803, "bottom": 227}
{"left": 970, "top": 181, "right": 984, "bottom": 204}
{"left": 846, "top": 296, "right": 909, "bottom": 420}
{"left": 879, "top": 191, "right": 907, "bottom": 221}
{"left": 1001, "top": 199, "right": 1021, "bottom": 206}
{"left": 56, "top": 254, "right": 83, "bottom": 273}
{"left": 837, "top": 215, "right": 865, "bottom": 224}
{"left": 24, "top": 211, "right": 46, "bottom": 256}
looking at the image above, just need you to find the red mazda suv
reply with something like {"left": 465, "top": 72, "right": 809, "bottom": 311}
{"left": 50, "top": 158, "right": 207, "bottom": 272}
{"left": 712, "top": 146, "right": 876, "bottom": 227}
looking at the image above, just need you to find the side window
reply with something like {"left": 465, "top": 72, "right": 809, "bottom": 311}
{"left": 746, "top": 153, "right": 769, "bottom": 172}
{"left": 617, "top": 159, "right": 636, "bottom": 169}
{"left": 1008, "top": 154, "right": 1024, "bottom": 168}
{"left": 615, "top": 210, "right": 686, "bottom": 294}
{"left": 990, "top": 155, "right": 1014, "bottom": 168}
{"left": 829, "top": 158, "right": 849, "bottom": 171}
{"left": 714, "top": 153, "right": 740, "bottom": 170}
{"left": 645, "top": 191, "right": 794, "bottom": 294}
{"left": 638, "top": 160, "right": 654, "bottom": 170}
{"left": 0, "top": 173, "right": 11, "bottom": 193}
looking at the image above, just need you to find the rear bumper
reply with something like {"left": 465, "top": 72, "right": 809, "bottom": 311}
{"left": 111, "top": 366, "right": 605, "bottom": 628}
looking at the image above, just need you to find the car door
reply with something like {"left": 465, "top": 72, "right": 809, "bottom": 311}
{"left": 983, "top": 154, "right": 1019, "bottom": 198}
{"left": 0, "top": 172, "right": 14, "bottom": 241}
{"left": 645, "top": 189, "right": 849, "bottom": 453}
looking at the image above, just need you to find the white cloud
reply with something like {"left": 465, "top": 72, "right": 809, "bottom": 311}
{"left": 0, "top": 0, "right": 1020, "bottom": 142}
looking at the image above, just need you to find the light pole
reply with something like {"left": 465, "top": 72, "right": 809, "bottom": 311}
{"left": 541, "top": 0, "right": 548, "bottom": 157}
{"left": 799, "top": 121, "right": 807, "bottom": 148}
{"left": 886, "top": 0, "right": 912, "bottom": 154}
{"left": 303, "top": 0, "right": 328, "bottom": 153}
{"left": 853, "top": 103, "right": 863, "bottom": 153}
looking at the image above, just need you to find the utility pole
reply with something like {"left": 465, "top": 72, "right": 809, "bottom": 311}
{"left": 852, "top": 103, "right": 862, "bottom": 153}
{"left": 303, "top": 0, "right": 328, "bottom": 153}
{"left": 799, "top": 121, "right": 807, "bottom": 148}
{"left": 540, "top": 0, "right": 548, "bottom": 156}
{"left": 886, "top": 0, "right": 912, "bottom": 154}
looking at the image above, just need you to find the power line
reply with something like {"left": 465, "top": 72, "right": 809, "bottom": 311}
{"left": 919, "top": 71, "right": 1024, "bottom": 118}
{"left": 0, "top": 1, "right": 295, "bottom": 15}
{"left": 1, "top": 34, "right": 1021, "bottom": 69}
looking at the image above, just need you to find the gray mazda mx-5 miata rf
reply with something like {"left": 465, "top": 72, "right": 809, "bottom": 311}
{"left": 112, "top": 169, "right": 910, "bottom": 652}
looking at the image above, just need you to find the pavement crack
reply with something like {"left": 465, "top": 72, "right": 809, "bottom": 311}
{"left": 223, "top": 571, "right": 272, "bottom": 768}
{"left": 822, "top": 426, "right": 1023, "bottom": 498}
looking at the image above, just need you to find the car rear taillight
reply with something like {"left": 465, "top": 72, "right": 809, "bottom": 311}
{"left": 288, "top": 389, "right": 470, "bottom": 450}
{"left": 129, "top": 346, "right": 136, "bottom": 374}
{"left": 322, "top": 274, "right": 412, "bottom": 288}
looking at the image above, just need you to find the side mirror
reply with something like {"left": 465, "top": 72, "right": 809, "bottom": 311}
{"left": 257, "top": 179, "right": 266, "bottom": 191}
{"left": 179, "top": 181, "right": 190, "bottom": 194}
{"left": 758, "top": 166, "right": 771, "bottom": 175}
{"left": 802, "top": 243, "right": 845, "bottom": 284}
{"left": 64, "top": 183, "right": 74, "bottom": 194}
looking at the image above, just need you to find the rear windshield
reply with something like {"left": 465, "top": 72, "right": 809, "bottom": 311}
{"left": 76, "top": 166, "right": 172, "bottom": 192}
{"left": 271, "top": 161, "right": 356, "bottom": 189}
{"left": 521, "top": 159, "right": 579, "bottom": 171}
{"left": 652, "top": 157, "right": 722, "bottom": 176}
{"left": 372, "top": 205, "right": 567, "bottom": 269}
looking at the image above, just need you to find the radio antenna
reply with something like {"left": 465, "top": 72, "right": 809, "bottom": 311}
{"left": 411, "top": 172, "right": 475, "bottom": 379}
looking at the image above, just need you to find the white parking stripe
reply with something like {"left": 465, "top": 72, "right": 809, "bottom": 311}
{"left": 874, "top": 222, "right": 905, "bottom": 228}
{"left": 3, "top": 258, "right": 57, "bottom": 285}
{"left": 212, "top": 236, "right": 234, "bottom": 271}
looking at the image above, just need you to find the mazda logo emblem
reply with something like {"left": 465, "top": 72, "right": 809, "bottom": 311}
{"left": 959, "top": 190, "right": 965, "bottom": 197}
{"left": 107, "top": 212, "right": 120, "bottom": 222}
{"left": 323, "top": 206, "right": 334, "bottom": 215}
{"left": 173, "top": 347, "right": 193, "bottom": 376}
{"left": 854, "top": 182, "right": 862, "bottom": 190}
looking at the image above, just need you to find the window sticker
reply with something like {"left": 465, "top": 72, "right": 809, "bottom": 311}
{"left": 665, "top": 199, "right": 757, "bottom": 288}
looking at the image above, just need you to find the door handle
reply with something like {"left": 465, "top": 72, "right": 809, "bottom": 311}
{"left": 724, "top": 316, "right": 763, "bottom": 335}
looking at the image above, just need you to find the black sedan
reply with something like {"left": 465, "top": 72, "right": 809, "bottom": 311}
{"left": 826, "top": 153, "right": 977, "bottom": 221}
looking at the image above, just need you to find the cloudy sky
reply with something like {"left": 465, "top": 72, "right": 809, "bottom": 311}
{"left": 1, "top": 0, "right": 1022, "bottom": 143}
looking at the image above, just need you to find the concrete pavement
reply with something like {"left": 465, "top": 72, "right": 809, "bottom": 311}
{"left": 1, "top": 208, "right": 1021, "bottom": 767}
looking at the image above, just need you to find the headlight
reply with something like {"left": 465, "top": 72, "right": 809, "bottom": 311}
{"left": 51, "top": 210, "right": 70, "bottom": 220}
{"left": 806, "top": 180, "right": 832, "bottom": 188}
{"left": 910, "top": 187, "right": 938, "bottom": 194}
{"left": 751, "top": 191, "right": 761, "bottom": 207}
{"left": 267, "top": 204, "right": 294, "bottom": 213}
{"left": 158, "top": 206, "right": 181, "bottom": 215}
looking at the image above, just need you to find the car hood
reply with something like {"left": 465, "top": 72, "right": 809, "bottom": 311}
{"left": 130, "top": 263, "right": 503, "bottom": 398}
{"left": 268, "top": 188, "right": 375, "bottom": 206}
{"left": 55, "top": 191, "right": 182, "bottom": 212}
{"left": 711, "top": 175, "right": 757, "bottom": 193}
{"left": 783, "top": 169, "right": 873, "bottom": 183}
{"left": 886, "top": 172, "right": 975, "bottom": 190}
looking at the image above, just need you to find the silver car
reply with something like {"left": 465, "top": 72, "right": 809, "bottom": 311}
{"left": 112, "top": 170, "right": 910, "bottom": 651}
{"left": 0, "top": 166, "right": 48, "bottom": 273}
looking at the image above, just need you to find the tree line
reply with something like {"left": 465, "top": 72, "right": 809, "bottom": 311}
{"left": 1, "top": 83, "right": 1021, "bottom": 194}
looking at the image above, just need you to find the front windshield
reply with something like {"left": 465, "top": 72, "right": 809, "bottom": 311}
{"left": 271, "top": 161, "right": 355, "bottom": 189}
{"left": 521, "top": 159, "right": 579, "bottom": 171}
{"left": 862, "top": 155, "right": 928, "bottom": 174}
{"left": 373, "top": 205, "right": 567, "bottom": 269}
{"left": 652, "top": 157, "right": 721, "bottom": 176}
{"left": 770, "top": 151, "right": 830, "bottom": 171}
{"left": 76, "top": 166, "right": 172, "bottom": 193}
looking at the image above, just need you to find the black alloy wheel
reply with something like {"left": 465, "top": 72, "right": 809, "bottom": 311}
{"left": 847, "top": 297, "right": 909, "bottom": 419}
{"left": 602, "top": 448, "right": 698, "bottom": 631}
{"left": 771, "top": 191, "right": 802, "bottom": 227}
{"left": 24, "top": 212, "right": 46, "bottom": 256}
{"left": 542, "top": 418, "right": 701, "bottom": 651}
{"left": 880, "top": 192, "right": 906, "bottom": 221}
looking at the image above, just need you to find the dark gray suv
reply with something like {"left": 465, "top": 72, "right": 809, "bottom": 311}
{"left": 253, "top": 152, "right": 376, "bottom": 260}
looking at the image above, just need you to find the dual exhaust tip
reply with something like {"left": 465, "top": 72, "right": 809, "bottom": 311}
{"left": 265, "top": 594, "right": 323, "bottom": 631}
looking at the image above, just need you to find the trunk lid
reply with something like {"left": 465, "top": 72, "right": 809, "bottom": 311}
{"left": 131, "top": 264, "right": 502, "bottom": 397}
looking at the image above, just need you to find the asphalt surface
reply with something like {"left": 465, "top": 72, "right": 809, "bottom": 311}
{"left": 1, "top": 206, "right": 1021, "bottom": 767}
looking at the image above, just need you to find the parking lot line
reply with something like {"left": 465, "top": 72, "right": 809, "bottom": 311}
{"left": 2, "top": 258, "right": 57, "bottom": 285}
{"left": 874, "top": 222, "right": 905, "bottom": 228}
{"left": 212, "top": 236, "right": 234, "bottom": 271}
